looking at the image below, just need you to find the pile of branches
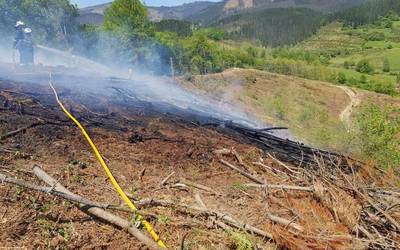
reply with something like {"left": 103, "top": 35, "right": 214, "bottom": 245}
{"left": 0, "top": 80, "right": 399, "bottom": 249}
{"left": 111, "top": 87, "right": 358, "bottom": 170}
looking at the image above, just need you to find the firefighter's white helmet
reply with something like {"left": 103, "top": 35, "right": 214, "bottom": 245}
{"left": 24, "top": 28, "right": 32, "bottom": 34}
{"left": 15, "top": 21, "right": 25, "bottom": 28}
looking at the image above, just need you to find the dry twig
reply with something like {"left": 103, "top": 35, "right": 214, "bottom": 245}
{"left": 160, "top": 171, "right": 175, "bottom": 186}
{"left": 220, "top": 159, "right": 264, "bottom": 184}
{"left": 179, "top": 179, "right": 220, "bottom": 195}
{"left": 243, "top": 183, "right": 314, "bottom": 192}
{"left": 266, "top": 213, "right": 304, "bottom": 232}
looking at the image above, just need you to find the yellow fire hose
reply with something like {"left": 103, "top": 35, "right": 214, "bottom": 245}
{"left": 48, "top": 76, "right": 166, "bottom": 249}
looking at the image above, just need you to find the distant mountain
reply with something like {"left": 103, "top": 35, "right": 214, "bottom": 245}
{"left": 76, "top": 0, "right": 365, "bottom": 25}
{"left": 148, "top": 1, "right": 216, "bottom": 21}
{"left": 76, "top": 1, "right": 216, "bottom": 25}
{"left": 222, "top": 0, "right": 364, "bottom": 12}
{"left": 186, "top": 0, "right": 365, "bottom": 24}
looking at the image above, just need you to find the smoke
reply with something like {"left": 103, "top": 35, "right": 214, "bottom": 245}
{"left": 0, "top": 20, "right": 293, "bottom": 139}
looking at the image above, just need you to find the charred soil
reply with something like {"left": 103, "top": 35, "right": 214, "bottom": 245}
{"left": 0, "top": 78, "right": 399, "bottom": 249}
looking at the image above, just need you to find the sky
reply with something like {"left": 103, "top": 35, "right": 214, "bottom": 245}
{"left": 72, "top": 0, "right": 220, "bottom": 7}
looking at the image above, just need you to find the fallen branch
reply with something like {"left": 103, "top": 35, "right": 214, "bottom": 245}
{"left": 160, "top": 171, "right": 175, "bottom": 186}
{"left": 231, "top": 148, "right": 244, "bottom": 165}
{"left": 213, "top": 148, "right": 231, "bottom": 155}
{"left": 136, "top": 198, "right": 273, "bottom": 240}
{"left": 220, "top": 159, "right": 264, "bottom": 184}
{"left": 194, "top": 193, "right": 230, "bottom": 231}
{"left": 361, "top": 192, "right": 400, "bottom": 231}
{"left": 267, "top": 153, "right": 300, "bottom": 175}
{"left": 243, "top": 183, "right": 314, "bottom": 192}
{"left": 0, "top": 147, "right": 17, "bottom": 154}
{"left": 0, "top": 173, "right": 109, "bottom": 208}
{"left": 32, "top": 166, "right": 161, "bottom": 250}
{"left": 253, "top": 162, "right": 287, "bottom": 177}
{"left": 179, "top": 179, "right": 221, "bottom": 195}
{"left": 0, "top": 121, "right": 44, "bottom": 141}
{"left": 339, "top": 170, "right": 400, "bottom": 231}
{"left": 266, "top": 213, "right": 304, "bottom": 232}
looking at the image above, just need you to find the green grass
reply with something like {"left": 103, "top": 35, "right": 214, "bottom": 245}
{"left": 229, "top": 231, "right": 254, "bottom": 250}
{"left": 242, "top": 84, "right": 350, "bottom": 150}
{"left": 296, "top": 20, "right": 400, "bottom": 95}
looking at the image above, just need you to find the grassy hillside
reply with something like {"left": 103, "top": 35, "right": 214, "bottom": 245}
{"left": 296, "top": 16, "right": 400, "bottom": 94}
{"left": 182, "top": 68, "right": 400, "bottom": 167}
{"left": 184, "top": 69, "right": 350, "bottom": 149}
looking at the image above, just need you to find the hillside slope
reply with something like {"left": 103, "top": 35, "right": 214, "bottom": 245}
{"left": 181, "top": 68, "right": 400, "bottom": 154}
{"left": 4, "top": 74, "right": 400, "bottom": 249}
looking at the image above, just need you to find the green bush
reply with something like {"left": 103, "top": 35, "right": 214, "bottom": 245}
{"left": 383, "top": 58, "right": 391, "bottom": 72}
{"left": 365, "top": 32, "right": 385, "bottom": 41}
{"left": 356, "top": 59, "right": 374, "bottom": 74}
{"left": 360, "top": 74, "right": 367, "bottom": 84}
{"left": 355, "top": 103, "right": 400, "bottom": 168}
{"left": 337, "top": 72, "right": 347, "bottom": 84}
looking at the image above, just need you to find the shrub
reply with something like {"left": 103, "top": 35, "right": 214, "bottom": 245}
{"left": 356, "top": 59, "right": 374, "bottom": 74}
{"left": 355, "top": 103, "right": 400, "bottom": 168}
{"left": 360, "top": 74, "right": 367, "bottom": 84}
{"left": 383, "top": 58, "right": 390, "bottom": 72}
{"left": 365, "top": 31, "right": 385, "bottom": 41}
{"left": 384, "top": 20, "right": 393, "bottom": 28}
{"left": 337, "top": 72, "right": 347, "bottom": 84}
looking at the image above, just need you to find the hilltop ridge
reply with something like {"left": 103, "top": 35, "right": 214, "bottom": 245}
{"left": 77, "top": 0, "right": 364, "bottom": 24}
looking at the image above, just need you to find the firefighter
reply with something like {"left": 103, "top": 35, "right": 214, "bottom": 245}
{"left": 13, "top": 21, "right": 26, "bottom": 49}
{"left": 15, "top": 27, "right": 34, "bottom": 65}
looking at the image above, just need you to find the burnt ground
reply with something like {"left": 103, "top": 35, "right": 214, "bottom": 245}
{"left": 0, "top": 76, "right": 399, "bottom": 250}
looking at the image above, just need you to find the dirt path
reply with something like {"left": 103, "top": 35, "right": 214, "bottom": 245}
{"left": 338, "top": 86, "right": 361, "bottom": 130}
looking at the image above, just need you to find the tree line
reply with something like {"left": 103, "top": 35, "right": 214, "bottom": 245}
{"left": 332, "top": 0, "right": 400, "bottom": 27}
